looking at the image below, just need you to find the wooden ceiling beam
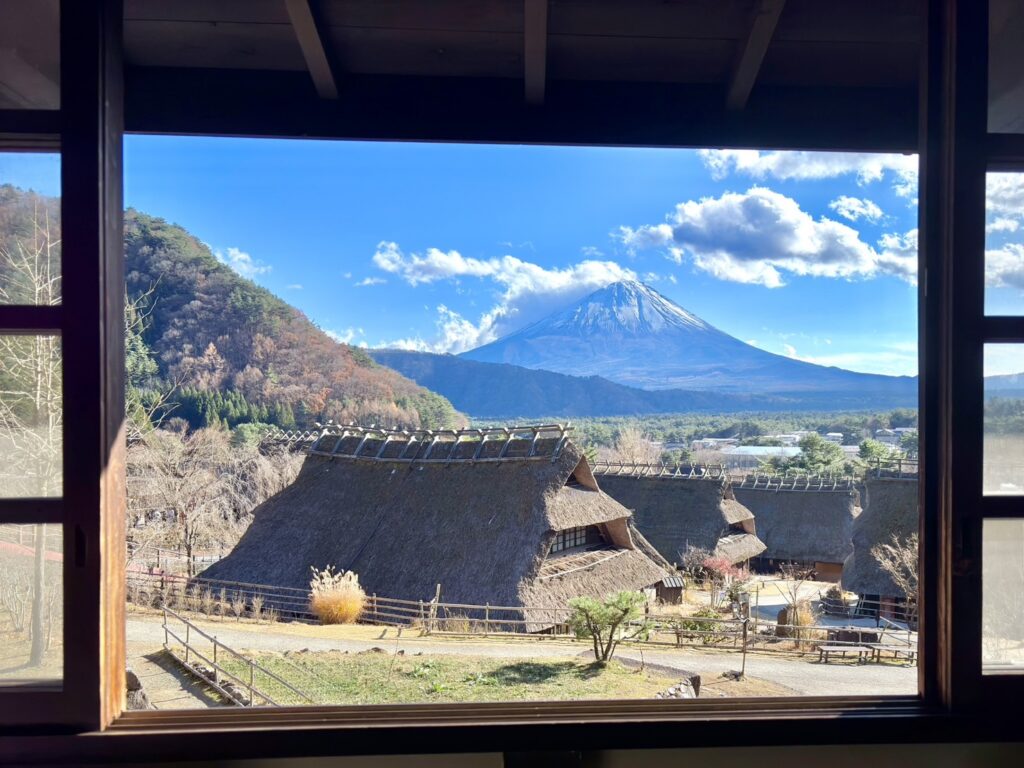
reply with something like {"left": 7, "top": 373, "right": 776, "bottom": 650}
{"left": 524, "top": 0, "right": 548, "bottom": 105}
{"left": 726, "top": 0, "right": 786, "bottom": 111}
{"left": 285, "top": 0, "right": 338, "bottom": 99}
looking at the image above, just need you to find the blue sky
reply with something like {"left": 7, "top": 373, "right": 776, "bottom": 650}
{"left": 4, "top": 140, "right": 1024, "bottom": 376}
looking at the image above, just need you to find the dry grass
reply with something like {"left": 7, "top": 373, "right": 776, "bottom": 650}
{"left": 309, "top": 566, "right": 365, "bottom": 625}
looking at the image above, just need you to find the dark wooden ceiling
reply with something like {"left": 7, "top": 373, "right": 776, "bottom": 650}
{"left": 122, "top": 1, "right": 921, "bottom": 89}
{"left": 1, "top": 1, "right": 963, "bottom": 149}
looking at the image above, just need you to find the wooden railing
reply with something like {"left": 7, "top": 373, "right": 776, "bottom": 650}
{"left": 162, "top": 606, "right": 315, "bottom": 707}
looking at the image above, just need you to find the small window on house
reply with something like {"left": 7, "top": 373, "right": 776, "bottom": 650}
{"left": 549, "top": 525, "right": 604, "bottom": 554}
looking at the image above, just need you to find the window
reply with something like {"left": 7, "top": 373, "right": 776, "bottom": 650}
{"left": 549, "top": 526, "right": 603, "bottom": 554}
{"left": 9, "top": 0, "right": 1024, "bottom": 759}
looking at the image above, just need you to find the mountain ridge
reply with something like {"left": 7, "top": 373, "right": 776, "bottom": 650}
{"left": 462, "top": 280, "right": 918, "bottom": 400}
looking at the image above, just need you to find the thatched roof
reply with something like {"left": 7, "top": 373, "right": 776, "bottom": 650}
{"left": 202, "top": 426, "right": 665, "bottom": 626}
{"left": 593, "top": 469, "right": 766, "bottom": 565}
{"left": 733, "top": 485, "right": 861, "bottom": 565}
{"left": 842, "top": 477, "right": 918, "bottom": 597}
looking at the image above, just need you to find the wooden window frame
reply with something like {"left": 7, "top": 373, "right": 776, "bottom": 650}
{"left": 4, "top": 0, "right": 1024, "bottom": 761}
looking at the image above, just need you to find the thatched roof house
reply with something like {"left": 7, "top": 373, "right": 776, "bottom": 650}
{"left": 591, "top": 463, "right": 766, "bottom": 566}
{"left": 203, "top": 425, "right": 666, "bottom": 628}
{"left": 842, "top": 477, "right": 918, "bottom": 598}
{"left": 732, "top": 477, "right": 861, "bottom": 580}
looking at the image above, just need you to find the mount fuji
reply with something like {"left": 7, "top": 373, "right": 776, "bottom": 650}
{"left": 460, "top": 280, "right": 917, "bottom": 400}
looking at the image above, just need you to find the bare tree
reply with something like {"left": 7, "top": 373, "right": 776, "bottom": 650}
{"left": 0, "top": 210, "right": 61, "bottom": 669}
{"left": 608, "top": 425, "right": 661, "bottom": 464}
{"left": 128, "top": 427, "right": 237, "bottom": 576}
{"left": 870, "top": 531, "right": 919, "bottom": 623}
{"left": 127, "top": 427, "right": 302, "bottom": 575}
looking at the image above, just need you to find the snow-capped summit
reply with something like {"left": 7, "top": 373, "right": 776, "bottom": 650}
{"left": 545, "top": 280, "right": 711, "bottom": 336}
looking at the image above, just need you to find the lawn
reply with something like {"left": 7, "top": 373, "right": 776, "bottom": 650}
{"left": 216, "top": 650, "right": 682, "bottom": 705}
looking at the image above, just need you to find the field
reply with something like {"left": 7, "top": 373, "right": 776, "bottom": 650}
{"left": 216, "top": 651, "right": 683, "bottom": 705}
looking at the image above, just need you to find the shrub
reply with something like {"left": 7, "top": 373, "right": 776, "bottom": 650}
{"left": 568, "top": 591, "right": 650, "bottom": 663}
{"left": 309, "top": 565, "right": 365, "bottom": 625}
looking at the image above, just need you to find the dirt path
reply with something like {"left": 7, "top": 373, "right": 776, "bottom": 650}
{"left": 127, "top": 645, "right": 223, "bottom": 710}
{"left": 127, "top": 615, "right": 916, "bottom": 698}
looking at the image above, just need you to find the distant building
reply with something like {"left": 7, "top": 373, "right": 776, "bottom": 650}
{"left": 719, "top": 446, "right": 801, "bottom": 471}
{"left": 690, "top": 437, "right": 739, "bottom": 452}
{"left": 773, "top": 434, "right": 802, "bottom": 446}
{"left": 824, "top": 432, "right": 844, "bottom": 444}
{"left": 875, "top": 428, "right": 899, "bottom": 446}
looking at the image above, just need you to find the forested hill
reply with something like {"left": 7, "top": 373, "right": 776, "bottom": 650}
{"left": 123, "top": 209, "right": 463, "bottom": 431}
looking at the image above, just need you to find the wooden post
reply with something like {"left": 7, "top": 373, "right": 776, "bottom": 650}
{"left": 485, "top": 603, "right": 490, "bottom": 636}
{"left": 372, "top": 593, "right": 377, "bottom": 622}
{"left": 249, "top": 659, "right": 255, "bottom": 706}
{"left": 419, "top": 600, "right": 425, "bottom": 632}
{"left": 740, "top": 618, "right": 749, "bottom": 679}
{"left": 184, "top": 623, "right": 190, "bottom": 664}
{"left": 213, "top": 638, "right": 218, "bottom": 685}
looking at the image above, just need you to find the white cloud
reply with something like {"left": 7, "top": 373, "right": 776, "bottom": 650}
{"left": 987, "top": 173, "right": 1024, "bottom": 217}
{"left": 286, "top": 283, "right": 303, "bottom": 290}
{"left": 988, "top": 217, "right": 1020, "bottom": 234}
{"left": 829, "top": 196, "right": 883, "bottom": 222}
{"left": 325, "top": 327, "right": 364, "bottom": 345}
{"left": 356, "top": 276, "right": 386, "bottom": 287}
{"left": 581, "top": 245, "right": 605, "bottom": 257}
{"left": 371, "top": 241, "right": 639, "bottom": 351}
{"left": 617, "top": 187, "right": 917, "bottom": 288}
{"left": 780, "top": 341, "right": 918, "bottom": 377}
{"left": 698, "top": 149, "right": 919, "bottom": 198}
{"left": 986, "top": 243, "right": 1024, "bottom": 291}
{"left": 214, "top": 247, "right": 271, "bottom": 279}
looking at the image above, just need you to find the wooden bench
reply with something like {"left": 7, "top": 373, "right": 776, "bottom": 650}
{"left": 867, "top": 643, "right": 918, "bottom": 664}
{"left": 818, "top": 645, "right": 872, "bottom": 664}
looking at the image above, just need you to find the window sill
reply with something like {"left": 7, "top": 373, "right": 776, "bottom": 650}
{"left": 9, "top": 696, "right": 1012, "bottom": 764}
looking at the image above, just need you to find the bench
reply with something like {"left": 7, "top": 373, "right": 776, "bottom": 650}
{"left": 818, "top": 645, "right": 872, "bottom": 664}
{"left": 867, "top": 643, "right": 918, "bottom": 664}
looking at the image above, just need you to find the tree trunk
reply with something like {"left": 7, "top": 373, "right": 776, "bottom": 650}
{"left": 28, "top": 523, "right": 47, "bottom": 666}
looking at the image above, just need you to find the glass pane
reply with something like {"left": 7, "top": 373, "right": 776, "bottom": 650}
{"left": 986, "top": 173, "right": 1024, "bottom": 315}
{"left": 983, "top": 519, "right": 1024, "bottom": 672}
{"left": 0, "top": 0, "right": 59, "bottom": 109}
{"left": 0, "top": 524, "right": 63, "bottom": 686}
{"left": 990, "top": 0, "right": 1024, "bottom": 133}
{"left": 0, "top": 153, "right": 61, "bottom": 305}
{"left": 125, "top": 139, "right": 920, "bottom": 706}
{"left": 0, "top": 335, "right": 62, "bottom": 498}
{"left": 985, "top": 345, "right": 1024, "bottom": 495}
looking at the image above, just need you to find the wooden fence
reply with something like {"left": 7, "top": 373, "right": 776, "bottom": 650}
{"left": 128, "top": 572, "right": 917, "bottom": 661}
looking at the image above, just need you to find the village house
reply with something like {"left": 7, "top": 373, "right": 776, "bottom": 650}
{"left": 201, "top": 424, "right": 667, "bottom": 629}
{"left": 842, "top": 476, "right": 919, "bottom": 619}
{"left": 734, "top": 478, "right": 862, "bottom": 582}
{"left": 590, "top": 463, "right": 766, "bottom": 567}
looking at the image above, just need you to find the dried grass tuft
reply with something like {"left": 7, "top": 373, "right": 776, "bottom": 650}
{"left": 309, "top": 565, "right": 365, "bottom": 625}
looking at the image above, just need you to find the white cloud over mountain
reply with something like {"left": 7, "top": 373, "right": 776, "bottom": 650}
{"left": 372, "top": 241, "right": 639, "bottom": 352}
{"left": 617, "top": 187, "right": 917, "bottom": 288}
{"left": 214, "top": 247, "right": 271, "bottom": 279}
